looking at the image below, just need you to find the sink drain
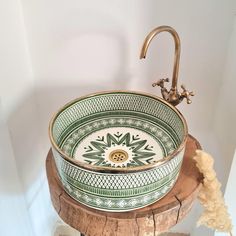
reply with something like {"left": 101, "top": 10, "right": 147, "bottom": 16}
{"left": 109, "top": 150, "right": 128, "bottom": 163}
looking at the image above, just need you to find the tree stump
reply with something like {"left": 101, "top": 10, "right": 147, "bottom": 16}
{"left": 46, "top": 135, "right": 202, "bottom": 236}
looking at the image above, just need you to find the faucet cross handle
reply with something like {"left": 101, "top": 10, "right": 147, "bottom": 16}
{"left": 180, "top": 85, "right": 194, "bottom": 104}
{"left": 152, "top": 78, "right": 169, "bottom": 88}
{"left": 140, "top": 25, "right": 195, "bottom": 106}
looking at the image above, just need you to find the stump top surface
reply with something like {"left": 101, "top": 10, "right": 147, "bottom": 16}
{"left": 46, "top": 135, "right": 202, "bottom": 235}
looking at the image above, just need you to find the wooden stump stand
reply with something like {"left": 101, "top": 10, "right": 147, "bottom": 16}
{"left": 46, "top": 135, "right": 202, "bottom": 236}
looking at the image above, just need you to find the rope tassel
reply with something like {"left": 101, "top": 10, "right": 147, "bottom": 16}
{"left": 193, "top": 150, "right": 233, "bottom": 235}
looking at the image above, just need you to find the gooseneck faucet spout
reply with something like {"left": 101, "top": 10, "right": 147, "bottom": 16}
{"left": 140, "top": 25, "right": 194, "bottom": 106}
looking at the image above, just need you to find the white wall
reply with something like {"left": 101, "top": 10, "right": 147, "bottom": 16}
{"left": 192, "top": 15, "right": 236, "bottom": 236}
{"left": 215, "top": 150, "right": 236, "bottom": 236}
{"left": 1, "top": 0, "right": 235, "bottom": 235}
{"left": 0, "top": 103, "right": 33, "bottom": 236}
{"left": 0, "top": 0, "right": 59, "bottom": 235}
{"left": 20, "top": 0, "right": 235, "bottom": 155}
{"left": 214, "top": 16, "right": 236, "bottom": 236}
{"left": 213, "top": 16, "right": 236, "bottom": 186}
{"left": 0, "top": 0, "right": 34, "bottom": 235}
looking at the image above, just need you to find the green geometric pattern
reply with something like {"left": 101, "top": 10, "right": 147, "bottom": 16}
{"left": 60, "top": 116, "right": 178, "bottom": 160}
{"left": 50, "top": 92, "right": 187, "bottom": 211}
{"left": 52, "top": 93, "right": 185, "bottom": 144}
{"left": 61, "top": 162, "right": 181, "bottom": 198}
{"left": 53, "top": 147, "right": 183, "bottom": 191}
{"left": 61, "top": 173, "right": 179, "bottom": 212}
{"left": 53, "top": 146, "right": 183, "bottom": 211}
{"left": 82, "top": 132, "right": 156, "bottom": 167}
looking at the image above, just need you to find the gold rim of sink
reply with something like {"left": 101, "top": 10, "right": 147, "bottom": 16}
{"left": 49, "top": 90, "right": 188, "bottom": 173}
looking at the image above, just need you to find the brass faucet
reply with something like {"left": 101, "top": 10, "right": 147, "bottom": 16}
{"left": 140, "top": 25, "right": 194, "bottom": 106}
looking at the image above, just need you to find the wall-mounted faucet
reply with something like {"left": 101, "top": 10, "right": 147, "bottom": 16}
{"left": 140, "top": 25, "right": 194, "bottom": 106}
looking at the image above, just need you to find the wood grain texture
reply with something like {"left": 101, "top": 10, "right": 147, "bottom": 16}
{"left": 46, "top": 135, "right": 202, "bottom": 236}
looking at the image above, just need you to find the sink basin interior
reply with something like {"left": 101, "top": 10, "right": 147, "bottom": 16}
{"left": 51, "top": 92, "right": 186, "bottom": 169}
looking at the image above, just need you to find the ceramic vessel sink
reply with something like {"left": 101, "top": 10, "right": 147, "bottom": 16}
{"left": 49, "top": 25, "right": 193, "bottom": 212}
{"left": 49, "top": 91, "right": 187, "bottom": 212}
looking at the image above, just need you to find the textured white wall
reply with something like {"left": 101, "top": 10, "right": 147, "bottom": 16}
{"left": 1, "top": 0, "right": 235, "bottom": 235}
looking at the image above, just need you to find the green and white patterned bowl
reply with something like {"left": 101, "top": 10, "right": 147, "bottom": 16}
{"left": 49, "top": 91, "right": 188, "bottom": 212}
